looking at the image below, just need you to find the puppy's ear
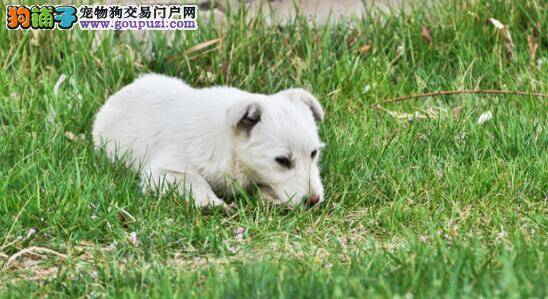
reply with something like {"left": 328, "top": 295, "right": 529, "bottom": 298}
{"left": 278, "top": 88, "right": 325, "bottom": 123}
{"left": 227, "top": 99, "right": 262, "bottom": 135}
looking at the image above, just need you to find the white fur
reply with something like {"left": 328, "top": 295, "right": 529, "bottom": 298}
{"left": 92, "top": 74, "right": 325, "bottom": 208}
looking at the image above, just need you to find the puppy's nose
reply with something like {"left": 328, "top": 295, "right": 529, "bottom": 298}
{"left": 308, "top": 194, "right": 320, "bottom": 206}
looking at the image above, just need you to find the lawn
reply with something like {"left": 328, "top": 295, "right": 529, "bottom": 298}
{"left": 0, "top": 0, "right": 546, "bottom": 297}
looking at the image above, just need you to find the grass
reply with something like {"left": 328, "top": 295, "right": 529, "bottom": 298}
{"left": 0, "top": 0, "right": 546, "bottom": 297}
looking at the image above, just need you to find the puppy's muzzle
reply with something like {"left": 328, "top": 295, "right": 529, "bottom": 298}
{"left": 258, "top": 184, "right": 321, "bottom": 207}
{"left": 304, "top": 194, "right": 321, "bottom": 207}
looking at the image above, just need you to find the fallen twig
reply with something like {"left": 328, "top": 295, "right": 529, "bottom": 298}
{"left": 4, "top": 246, "right": 67, "bottom": 269}
{"left": 166, "top": 38, "right": 222, "bottom": 62}
{"left": 1, "top": 198, "right": 32, "bottom": 249}
{"left": 375, "top": 104, "right": 448, "bottom": 122}
{"left": 381, "top": 90, "right": 548, "bottom": 105}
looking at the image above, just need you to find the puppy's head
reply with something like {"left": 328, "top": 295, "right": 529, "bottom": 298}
{"left": 227, "top": 88, "right": 325, "bottom": 207}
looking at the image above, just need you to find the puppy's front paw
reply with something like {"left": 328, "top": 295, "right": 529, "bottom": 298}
{"left": 201, "top": 202, "right": 235, "bottom": 216}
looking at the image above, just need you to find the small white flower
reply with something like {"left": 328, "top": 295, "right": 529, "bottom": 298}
{"left": 235, "top": 227, "right": 245, "bottom": 242}
{"left": 337, "top": 237, "right": 348, "bottom": 246}
{"left": 26, "top": 228, "right": 37, "bottom": 238}
{"left": 419, "top": 235, "right": 428, "bottom": 243}
{"left": 477, "top": 111, "right": 493, "bottom": 124}
{"left": 456, "top": 131, "right": 467, "bottom": 143}
{"left": 129, "top": 232, "right": 138, "bottom": 246}
{"left": 363, "top": 85, "right": 371, "bottom": 93}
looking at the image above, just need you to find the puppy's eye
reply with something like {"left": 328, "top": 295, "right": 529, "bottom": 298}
{"left": 275, "top": 156, "right": 292, "bottom": 168}
{"left": 311, "top": 150, "right": 318, "bottom": 159}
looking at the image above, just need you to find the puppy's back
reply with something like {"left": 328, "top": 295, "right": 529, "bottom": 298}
{"left": 92, "top": 74, "right": 193, "bottom": 164}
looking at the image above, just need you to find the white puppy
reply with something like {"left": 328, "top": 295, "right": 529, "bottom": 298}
{"left": 92, "top": 74, "right": 325, "bottom": 208}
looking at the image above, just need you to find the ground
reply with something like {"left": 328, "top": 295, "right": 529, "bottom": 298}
{"left": 0, "top": 0, "right": 546, "bottom": 298}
